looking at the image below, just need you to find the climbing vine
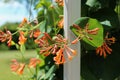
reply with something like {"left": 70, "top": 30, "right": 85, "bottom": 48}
{"left": 0, "top": 0, "right": 119, "bottom": 80}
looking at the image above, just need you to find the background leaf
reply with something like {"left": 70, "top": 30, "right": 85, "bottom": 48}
{"left": 20, "top": 44, "right": 26, "bottom": 54}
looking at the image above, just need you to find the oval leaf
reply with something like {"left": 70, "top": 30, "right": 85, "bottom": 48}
{"left": 70, "top": 17, "right": 104, "bottom": 48}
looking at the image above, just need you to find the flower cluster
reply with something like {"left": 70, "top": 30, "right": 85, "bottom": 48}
{"left": 96, "top": 33, "right": 115, "bottom": 58}
{"left": 10, "top": 58, "right": 40, "bottom": 75}
{"left": 10, "top": 59, "right": 25, "bottom": 75}
{"left": 0, "top": 17, "right": 77, "bottom": 77}
{"left": 0, "top": 30, "right": 12, "bottom": 46}
{"left": 72, "top": 23, "right": 99, "bottom": 43}
{"left": 17, "top": 17, "right": 41, "bottom": 44}
{"left": 52, "top": 34, "right": 77, "bottom": 64}
{"left": 1, "top": 18, "right": 41, "bottom": 76}
{"left": 35, "top": 33, "right": 77, "bottom": 65}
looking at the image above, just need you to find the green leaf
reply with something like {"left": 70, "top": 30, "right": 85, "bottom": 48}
{"left": 38, "top": 20, "right": 46, "bottom": 33}
{"left": 84, "top": 18, "right": 104, "bottom": 47}
{"left": 38, "top": 55, "right": 45, "bottom": 67}
{"left": 100, "top": 20, "right": 112, "bottom": 27}
{"left": 35, "top": 1, "right": 43, "bottom": 9}
{"left": 20, "top": 44, "right": 26, "bottom": 54}
{"left": 49, "top": 73, "right": 55, "bottom": 80}
{"left": 53, "top": 5, "right": 63, "bottom": 15}
{"left": 86, "top": 0, "right": 101, "bottom": 11}
{"left": 35, "top": 0, "right": 51, "bottom": 9}
{"left": 46, "top": 25, "right": 52, "bottom": 33}
{"left": 15, "top": 44, "right": 19, "bottom": 49}
{"left": 85, "top": 0, "right": 109, "bottom": 12}
{"left": 70, "top": 17, "right": 104, "bottom": 48}
{"left": 44, "top": 65, "right": 57, "bottom": 79}
{"left": 86, "top": 0, "right": 98, "bottom": 7}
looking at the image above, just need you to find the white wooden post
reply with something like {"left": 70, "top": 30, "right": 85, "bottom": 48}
{"left": 64, "top": 0, "right": 81, "bottom": 80}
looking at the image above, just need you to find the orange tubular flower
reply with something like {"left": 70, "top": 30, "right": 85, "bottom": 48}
{"left": 28, "top": 58, "right": 40, "bottom": 68}
{"left": 58, "top": 17, "right": 64, "bottom": 28}
{"left": 17, "top": 63, "right": 25, "bottom": 75}
{"left": 18, "top": 31, "right": 27, "bottom": 45}
{"left": 19, "top": 18, "right": 28, "bottom": 27}
{"left": 6, "top": 30, "right": 12, "bottom": 46}
{"left": 96, "top": 43, "right": 112, "bottom": 58}
{"left": 64, "top": 45, "right": 77, "bottom": 60}
{"left": 53, "top": 48, "right": 65, "bottom": 65}
{"left": 52, "top": 34, "right": 77, "bottom": 64}
{"left": 40, "top": 46, "right": 53, "bottom": 56}
{"left": 0, "top": 30, "right": 12, "bottom": 46}
{"left": 55, "top": 0, "right": 64, "bottom": 6}
{"left": 34, "top": 33, "right": 51, "bottom": 48}
{"left": 11, "top": 59, "right": 20, "bottom": 72}
{"left": 30, "top": 29, "right": 41, "bottom": 38}
{"left": 71, "top": 37, "right": 79, "bottom": 44}
{"left": 105, "top": 37, "right": 115, "bottom": 45}
{"left": 73, "top": 23, "right": 100, "bottom": 40}
{"left": 33, "top": 29, "right": 41, "bottom": 38}
{"left": 0, "top": 30, "right": 6, "bottom": 42}
{"left": 10, "top": 59, "right": 25, "bottom": 75}
{"left": 85, "top": 23, "right": 99, "bottom": 35}
{"left": 96, "top": 33, "right": 115, "bottom": 58}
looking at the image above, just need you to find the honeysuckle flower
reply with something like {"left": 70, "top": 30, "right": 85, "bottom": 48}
{"left": 17, "top": 63, "right": 25, "bottom": 75}
{"left": 28, "top": 58, "right": 40, "bottom": 68}
{"left": 34, "top": 38, "right": 45, "bottom": 47}
{"left": 51, "top": 44, "right": 58, "bottom": 54}
{"left": 53, "top": 34, "right": 67, "bottom": 44}
{"left": 34, "top": 33, "right": 54, "bottom": 56}
{"left": 53, "top": 45, "right": 76, "bottom": 64}
{"left": 52, "top": 34, "right": 76, "bottom": 64}
{"left": 64, "top": 45, "right": 77, "bottom": 60}
{"left": 10, "top": 59, "right": 25, "bottom": 75}
{"left": 72, "top": 23, "right": 99, "bottom": 40}
{"left": 96, "top": 33, "right": 115, "bottom": 58}
{"left": 29, "top": 29, "right": 41, "bottom": 38}
{"left": 105, "top": 36, "right": 115, "bottom": 45}
{"left": 44, "top": 32, "right": 52, "bottom": 41}
{"left": 96, "top": 43, "right": 112, "bottom": 58}
{"left": 71, "top": 37, "right": 79, "bottom": 44}
{"left": 34, "top": 32, "right": 52, "bottom": 47}
{"left": 65, "top": 45, "right": 77, "bottom": 56}
{"left": 40, "top": 46, "right": 53, "bottom": 56}
{"left": 19, "top": 18, "right": 28, "bottom": 27}
{"left": 0, "top": 30, "right": 12, "bottom": 46}
{"left": 11, "top": 59, "right": 20, "bottom": 72}
{"left": 35, "top": 34, "right": 77, "bottom": 64}
{"left": 58, "top": 17, "right": 64, "bottom": 28}
{"left": 53, "top": 48, "right": 65, "bottom": 64}
{"left": 18, "top": 31, "right": 27, "bottom": 45}
{"left": 55, "top": 0, "right": 64, "bottom": 6}
{"left": 85, "top": 23, "right": 99, "bottom": 35}
{"left": 0, "top": 30, "right": 6, "bottom": 42}
{"left": 33, "top": 29, "right": 41, "bottom": 38}
{"left": 34, "top": 38, "right": 49, "bottom": 48}
{"left": 6, "top": 30, "right": 12, "bottom": 47}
